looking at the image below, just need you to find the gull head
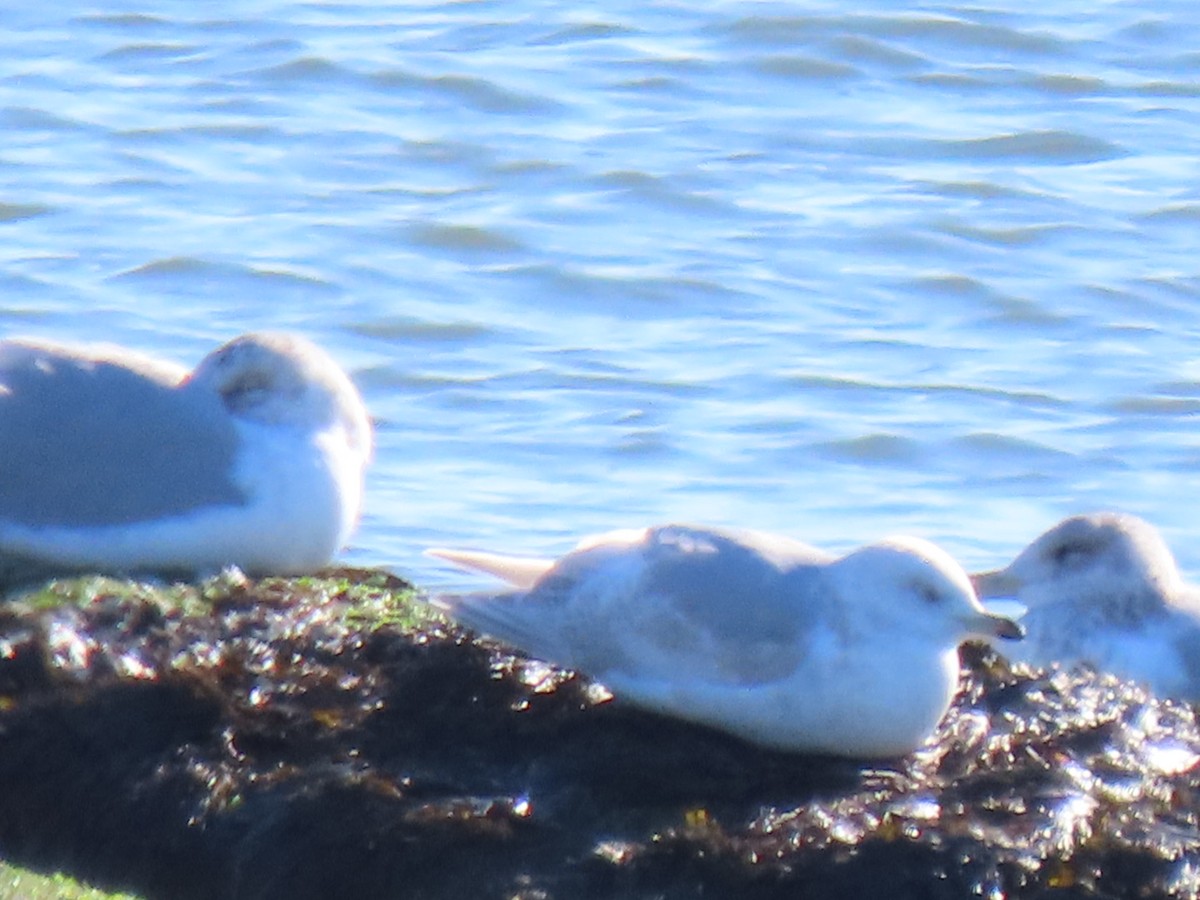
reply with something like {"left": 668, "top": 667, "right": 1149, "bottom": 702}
{"left": 971, "top": 513, "right": 1182, "bottom": 612}
{"left": 834, "top": 536, "right": 1023, "bottom": 645}
{"left": 187, "top": 333, "right": 372, "bottom": 461}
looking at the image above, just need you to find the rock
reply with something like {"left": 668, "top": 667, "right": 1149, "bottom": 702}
{"left": 0, "top": 572, "right": 1198, "bottom": 899}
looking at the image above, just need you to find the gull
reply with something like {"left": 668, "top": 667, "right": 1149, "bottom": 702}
{"left": 972, "top": 512, "right": 1200, "bottom": 700}
{"left": 0, "top": 332, "right": 372, "bottom": 586}
{"left": 428, "top": 524, "right": 1021, "bottom": 757}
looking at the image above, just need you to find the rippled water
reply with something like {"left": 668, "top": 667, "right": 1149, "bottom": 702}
{"left": 2, "top": 2, "right": 1199, "bottom": 587}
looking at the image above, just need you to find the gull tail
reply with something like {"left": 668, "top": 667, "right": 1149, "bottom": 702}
{"left": 426, "top": 547, "right": 555, "bottom": 590}
{"left": 430, "top": 588, "right": 566, "bottom": 665}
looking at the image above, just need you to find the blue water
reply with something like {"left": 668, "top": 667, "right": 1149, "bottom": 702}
{"left": 3, "top": 2, "right": 1200, "bottom": 588}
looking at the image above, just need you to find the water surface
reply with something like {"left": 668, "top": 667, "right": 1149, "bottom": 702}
{"left": 2, "top": 2, "right": 1199, "bottom": 588}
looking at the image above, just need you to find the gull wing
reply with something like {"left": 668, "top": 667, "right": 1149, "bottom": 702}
{"left": 434, "top": 524, "right": 835, "bottom": 687}
{"left": 0, "top": 340, "right": 244, "bottom": 528}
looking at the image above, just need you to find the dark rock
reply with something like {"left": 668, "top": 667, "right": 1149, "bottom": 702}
{"left": 1, "top": 573, "right": 1199, "bottom": 899}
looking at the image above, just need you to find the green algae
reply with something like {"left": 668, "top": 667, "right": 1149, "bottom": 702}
{"left": 0, "top": 861, "right": 142, "bottom": 900}
{"left": 6, "top": 566, "right": 432, "bottom": 634}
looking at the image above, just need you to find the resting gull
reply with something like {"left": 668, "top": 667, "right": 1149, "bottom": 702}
{"left": 0, "top": 332, "right": 372, "bottom": 586}
{"left": 972, "top": 512, "right": 1200, "bottom": 700}
{"left": 428, "top": 524, "right": 1022, "bottom": 757}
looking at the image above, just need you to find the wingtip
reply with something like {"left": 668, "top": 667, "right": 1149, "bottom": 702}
{"left": 423, "top": 546, "right": 555, "bottom": 590}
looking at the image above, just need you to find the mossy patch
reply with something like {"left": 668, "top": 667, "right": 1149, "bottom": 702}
{"left": 6, "top": 565, "right": 435, "bottom": 632}
{"left": 0, "top": 861, "right": 141, "bottom": 900}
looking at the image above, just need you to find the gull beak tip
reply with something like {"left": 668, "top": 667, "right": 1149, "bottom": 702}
{"left": 992, "top": 615, "right": 1025, "bottom": 641}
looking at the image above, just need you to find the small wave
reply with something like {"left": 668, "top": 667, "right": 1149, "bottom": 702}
{"left": 721, "top": 14, "right": 1063, "bottom": 56}
{"left": 937, "top": 130, "right": 1125, "bottom": 163}
{"left": 830, "top": 35, "right": 928, "bottom": 70}
{"left": 1133, "top": 81, "right": 1200, "bottom": 97}
{"left": 612, "top": 428, "right": 674, "bottom": 458}
{"left": 914, "top": 180, "right": 1041, "bottom": 201}
{"left": 1027, "top": 74, "right": 1108, "bottom": 96}
{"left": 530, "top": 22, "right": 637, "bottom": 46}
{"left": 348, "top": 317, "right": 493, "bottom": 343}
{"left": 1153, "top": 381, "right": 1200, "bottom": 398}
{"left": 0, "top": 202, "right": 51, "bottom": 222}
{"left": 110, "top": 257, "right": 335, "bottom": 293}
{"left": 0, "top": 107, "right": 88, "bottom": 132}
{"left": 1139, "top": 204, "right": 1200, "bottom": 224}
{"left": 76, "top": 13, "right": 166, "bottom": 26}
{"left": 719, "top": 15, "right": 829, "bottom": 45}
{"left": 248, "top": 267, "right": 337, "bottom": 293}
{"left": 939, "top": 221, "right": 1080, "bottom": 247}
{"left": 357, "top": 371, "right": 493, "bottom": 391}
{"left": 874, "top": 15, "right": 1065, "bottom": 55}
{"left": 611, "top": 75, "right": 687, "bottom": 92}
{"left": 120, "top": 123, "right": 277, "bottom": 141}
{"left": 428, "top": 74, "right": 563, "bottom": 114}
{"left": 499, "top": 262, "right": 748, "bottom": 313}
{"left": 787, "top": 372, "right": 1067, "bottom": 409}
{"left": 592, "top": 170, "right": 741, "bottom": 216}
{"left": 908, "top": 72, "right": 988, "bottom": 90}
{"left": 811, "top": 433, "right": 922, "bottom": 464}
{"left": 249, "top": 57, "right": 355, "bottom": 83}
{"left": 753, "top": 56, "right": 859, "bottom": 81}
{"left": 372, "top": 70, "right": 561, "bottom": 115}
{"left": 112, "top": 256, "right": 228, "bottom": 279}
{"left": 984, "top": 296, "right": 1072, "bottom": 327}
{"left": 1107, "top": 397, "right": 1200, "bottom": 416}
{"left": 550, "top": 370, "right": 710, "bottom": 398}
{"left": 909, "top": 273, "right": 993, "bottom": 297}
{"left": 97, "top": 43, "right": 199, "bottom": 62}
{"left": 1136, "top": 276, "right": 1200, "bottom": 299}
{"left": 406, "top": 223, "right": 525, "bottom": 255}
{"left": 951, "top": 432, "right": 1075, "bottom": 460}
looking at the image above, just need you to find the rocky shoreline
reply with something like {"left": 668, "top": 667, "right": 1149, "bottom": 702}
{"left": 1, "top": 570, "right": 1198, "bottom": 899}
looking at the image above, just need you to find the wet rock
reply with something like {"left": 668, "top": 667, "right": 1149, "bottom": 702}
{"left": 1, "top": 571, "right": 1199, "bottom": 899}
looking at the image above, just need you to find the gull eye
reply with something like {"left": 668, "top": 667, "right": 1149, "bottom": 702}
{"left": 914, "top": 582, "right": 941, "bottom": 605}
{"left": 1051, "top": 541, "right": 1089, "bottom": 567}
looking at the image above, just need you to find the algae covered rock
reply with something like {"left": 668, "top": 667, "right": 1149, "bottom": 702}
{"left": 0, "top": 571, "right": 1198, "bottom": 899}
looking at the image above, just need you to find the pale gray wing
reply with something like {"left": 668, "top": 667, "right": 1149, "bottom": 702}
{"left": 623, "top": 525, "right": 830, "bottom": 639}
{"left": 435, "top": 525, "right": 836, "bottom": 684}
{"left": 430, "top": 586, "right": 570, "bottom": 663}
{"left": 0, "top": 342, "right": 246, "bottom": 528}
{"left": 534, "top": 525, "right": 833, "bottom": 684}
{"left": 430, "top": 533, "right": 655, "bottom": 665}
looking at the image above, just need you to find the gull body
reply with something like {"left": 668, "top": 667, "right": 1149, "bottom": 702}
{"left": 0, "top": 332, "right": 372, "bottom": 584}
{"left": 972, "top": 512, "right": 1200, "bottom": 700}
{"left": 429, "top": 524, "right": 1021, "bottom": 757}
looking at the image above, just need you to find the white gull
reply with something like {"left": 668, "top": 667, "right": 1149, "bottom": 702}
{"left": 0, "top": 332, "right": 372, "bottom": 585}
{"left": 428, "top": 524, "right": 1021, "bottom": 757}
{"left": 972, "top": 512, "right": 1200, "bottom": 701}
